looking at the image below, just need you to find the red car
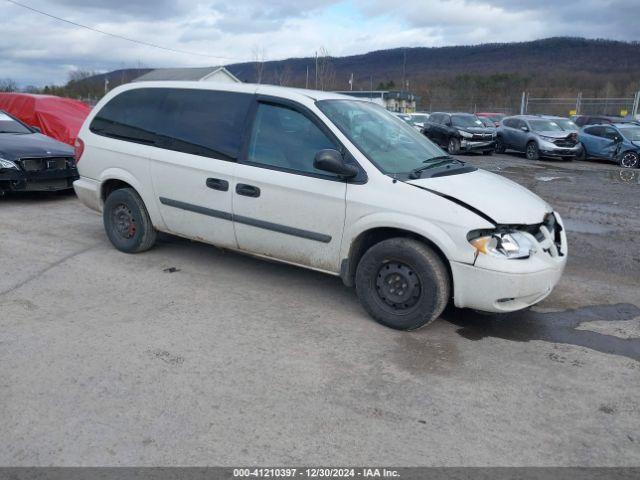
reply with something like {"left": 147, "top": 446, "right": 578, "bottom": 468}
{"left": 0, "top": 93, "right": 91, "bottom": 146}
{"left": 476, "top": 112, "right": 506, "bottom": 128}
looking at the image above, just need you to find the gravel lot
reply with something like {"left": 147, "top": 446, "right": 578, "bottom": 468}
{"left": 1, "top": 153, "right": 639, "bottom": 466}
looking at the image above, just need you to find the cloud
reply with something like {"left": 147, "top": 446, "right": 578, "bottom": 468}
{"left": 1, "top": 0, "right": 639, "bottom": 87}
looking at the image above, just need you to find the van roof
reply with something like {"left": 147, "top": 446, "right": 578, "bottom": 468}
{"left": 125, "top": 81, "right": 354, "bottom": 102}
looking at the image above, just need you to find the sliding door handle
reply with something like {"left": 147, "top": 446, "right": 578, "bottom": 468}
{"left": 235, "top": 183, "right": 261, "bottom": 198}
{"left": 206, "top": 178, "right": 229, "bottom": 191}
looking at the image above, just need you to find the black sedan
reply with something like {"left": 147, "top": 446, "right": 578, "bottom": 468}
{"left": 422, "top": 112, "right": 496, "bottom": 155}
{"left": 0, "top": 110, "right": 78, "bottom": 194}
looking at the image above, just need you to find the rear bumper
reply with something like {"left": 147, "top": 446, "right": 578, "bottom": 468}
{"left": 0, "top": 167, "right": 78, "bottom": 192}
{"left": 73, "top": 177, "right": 102, "bottom": 212}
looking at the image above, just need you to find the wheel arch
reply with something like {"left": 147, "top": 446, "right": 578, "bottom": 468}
{"left": 340, "top": 226, "right": 453, "bottom": 291}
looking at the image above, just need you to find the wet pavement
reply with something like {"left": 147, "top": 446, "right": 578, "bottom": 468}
{"left": 1, "top": 154, "right": 639, "bottom": 466}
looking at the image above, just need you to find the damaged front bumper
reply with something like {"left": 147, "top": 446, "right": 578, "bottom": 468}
{"left": 538, "top": 140, "right": 582, "bottom": 159}
{"left": 460, "top": 139, "right": 496, "bottom": 152}
{"left": 451, "top": 212, "right": 568, "bottom": 312}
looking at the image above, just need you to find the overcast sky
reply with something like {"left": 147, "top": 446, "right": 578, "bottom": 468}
{"left": 2, "top": 0, "right": 639, "bottom": 87}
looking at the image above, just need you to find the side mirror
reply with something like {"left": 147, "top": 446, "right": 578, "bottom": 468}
{"left": 314, "top": 149, "right": 358, "bottom": 178}
{"left": 520, "top": 126, "right": 529, "bottom": 132}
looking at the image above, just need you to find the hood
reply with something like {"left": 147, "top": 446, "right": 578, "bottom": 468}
{"left": 407, "top": 168, "right": 551, "bottom": 225}
{"left": 632, "top": 141, "right": 640, "bottom": 148}
{"left": 0, "top": 132, "right": 74, "bottom": 161}
{"left": 537, "top": 130, "right": 570, "bottom": 139}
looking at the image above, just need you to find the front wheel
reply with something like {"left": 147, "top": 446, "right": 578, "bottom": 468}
{"left": 619, "top": 151, "right": 640, "bottom": 169}
{"left": 103, "top": 187, "right": 157, "bottom": 253}
{"left": 525, "top": 141, "right": 540, "bottom": 160}
{"left": 495, "top": 137, "right": 506, "bottom": 154}
{"left": 576, "top": 144, "right": 587, "bottom": 161}
{"left": 447, "top": 137, "right": 461, "bottom": 155}
{"left": 355, "top": 238, "right": 450, "bottom": 331}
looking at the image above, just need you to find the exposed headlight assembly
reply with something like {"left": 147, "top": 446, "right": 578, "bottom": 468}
{"left": 468, "top": 230, "right": 535, "bottom": 259}
{"left": 0, "top": 157, "right": 19, "bottom": 170}
{"left": 539, "top": 136, "right": 557, "bottom": 143}
{"left": 459, "top": 130, "right": 473, "bottom": 138}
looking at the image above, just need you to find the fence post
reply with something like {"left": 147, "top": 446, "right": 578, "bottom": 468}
{"left": 576, "top": 92, "right": 582, "bottom": 115}
{"left": 520, "top": 91, "right": 526, "bottom": 115}
{"left": 632, "top": 91, "right": 640, "bottom": 117}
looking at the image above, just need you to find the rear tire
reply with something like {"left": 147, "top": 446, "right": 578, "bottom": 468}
{"left": 525, "top": 141, "right": 540, "bottom": 160}
{"left": 103, "top": 187, "right": 157, "bottom": 253}
{"left": 619, "top": 151, "right": 640, "bottom": 169}
{"left": 355, "top": 238, "right": 450, "bottom": 331}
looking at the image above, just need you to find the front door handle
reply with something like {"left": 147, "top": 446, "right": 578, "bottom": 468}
{"left": 235, "top": 183, "right": 261, "bottom": 198}
{"left": 206, "top": 178, "right": 229, "bottom": 191}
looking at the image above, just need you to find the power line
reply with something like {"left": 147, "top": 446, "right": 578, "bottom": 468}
{"left": 4, "top": 0, "right": 243, "bottom": 62}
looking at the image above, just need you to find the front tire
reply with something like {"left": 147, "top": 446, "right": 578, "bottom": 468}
{"left": 103, "top": 187, "right": 157, "bottom": 253}
{"left": 576, "top": 144, "right": 587, "bottom": 161}
{"left": 619, "top": 151, "right": 640, "bottom": 169}
{"left": 525, "top": 141, "right": 540, "bottom": 160}
{"left": 355, "top": 238, "right": 450, "bottom": 331}
{"left": 447, "top": 137, "right": 461, "bottom": 155}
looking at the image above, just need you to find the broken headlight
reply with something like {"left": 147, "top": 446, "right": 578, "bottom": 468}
{"left": 0, "top": 157, "right": 19, "bottom": 170}
{"left": 468, "top": 230, "right": 535, "bottom": 259}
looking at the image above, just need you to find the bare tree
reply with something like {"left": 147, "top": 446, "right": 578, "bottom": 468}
{"left": 252, "top": 46, "right": 266, "bottom": 84}
{"left": 0, "top": 78, "right": 18, "bottom": 92}
{"left": 316, "top": 47, "right": 335, "bottom": 91}
{"left": 273, "top": 64, "right": 292, "bottom": 86}
{"left": 67, "top": 69, "right": 96, "bottom": 83}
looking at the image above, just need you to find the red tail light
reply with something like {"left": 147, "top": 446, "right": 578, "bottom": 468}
{"left": 74, "top": 138, "right": 85, "bottom": 163}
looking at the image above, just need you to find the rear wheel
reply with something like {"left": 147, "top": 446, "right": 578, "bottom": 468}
{"left": 619, "top": 151, "right": 639, "bottom": 169}
{"left": 355, "top": 238, "right": 450, "bottom": 331}
{"left": 525, "top": 141, "right": 540, "bottom": 160}
{"left": 447, "top": 137, "right": 461, "bottom": 155}
{"left": 103, "top": 187, "right": 157, "bottom": 253}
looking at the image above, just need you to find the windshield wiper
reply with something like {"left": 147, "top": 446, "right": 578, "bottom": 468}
{"left": 408, "top": 155, "right": 460, "bottom": 179}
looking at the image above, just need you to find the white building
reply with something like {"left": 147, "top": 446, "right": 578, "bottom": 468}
{"left": 134, "top": 66, "right": 241, "bottom": 83}
{"left": 334, "top": 90, "right": 420, "bottom": 113}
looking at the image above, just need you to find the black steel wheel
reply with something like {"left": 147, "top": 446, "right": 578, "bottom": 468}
{"left": 355, "top": 238, "right": 450, "bottom": 331}
{"left": 103, "top": 187, "right": 157, "bottom": 253}
{"left": 448, "top": 137, "right": 461, "bottom": 155}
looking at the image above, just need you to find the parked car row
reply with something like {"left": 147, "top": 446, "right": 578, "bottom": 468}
{"left": 414, "top": 110, "right": 639, "bottom": 168}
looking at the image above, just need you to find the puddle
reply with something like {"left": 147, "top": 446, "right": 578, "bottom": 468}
{"left": 445, "top": 303, "right": 640, "bottom": 362}
{"left": 562, "top": 219, "right": 616, "bottom": 235}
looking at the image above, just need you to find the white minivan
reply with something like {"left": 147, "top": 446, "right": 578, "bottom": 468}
{"left": 73, "top": 82, "right": 567, "bottom": 330}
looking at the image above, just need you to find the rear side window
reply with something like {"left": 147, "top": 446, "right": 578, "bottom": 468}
{"left": 584, "top": 126, "right": 603, "bottom": 137}
{"left": 90, "top": 88, "right": 163, "bottom": 145}
{"left": 90, "top": 88, "right": 252, "bottom": 160}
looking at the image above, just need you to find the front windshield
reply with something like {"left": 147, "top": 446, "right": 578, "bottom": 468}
{"left": 620, "top": 126, "right": 640, "bottom": 141}
{"left": 553, "top": 119, "right": 578, "bottom": 131}
{"left": 0, "top": 112, "right": 32, "bottom": 134}
{"left": 529, "top": 119, "right": 563, "bottom": 132}
{"left": 451, "top": 115, "right": 484, "bottom": 128}
{"left": 317, "top": 99, "right": 446, "bottom": 175}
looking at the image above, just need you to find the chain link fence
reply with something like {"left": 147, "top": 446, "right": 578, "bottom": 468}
{"left": 522, "top": 92, "right": 640, "bottom": 117}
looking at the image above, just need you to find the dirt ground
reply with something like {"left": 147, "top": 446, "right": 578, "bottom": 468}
{"left": 1, "top": 153, "right": 639, "bottom": 466}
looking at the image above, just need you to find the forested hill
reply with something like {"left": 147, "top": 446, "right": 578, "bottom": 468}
{"left": 225, "top": 37, "right": 640, "bottom": 112}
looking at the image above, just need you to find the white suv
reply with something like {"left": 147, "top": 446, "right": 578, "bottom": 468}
{"left": 73, "top": 82, "right": 567, "bottom": 330}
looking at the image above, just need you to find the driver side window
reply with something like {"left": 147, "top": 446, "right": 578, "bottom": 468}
{"left": 247, "top": 103, "right": 337, "bottom": 176}
{"left": 602, "top": 127, "right": 618, "bottom": 141}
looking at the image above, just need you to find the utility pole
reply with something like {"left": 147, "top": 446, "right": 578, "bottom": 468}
{"left": 314, "top": 51, "right": 318, "bottom": 90}
{"left": 349, "top": 73, "right": 353, "bottom": 91}
{"left": 402, "top": 48, "right": 407, "bottom": 93}
{"left": 306, "top": 66, "right": 309, "bottom": 89}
